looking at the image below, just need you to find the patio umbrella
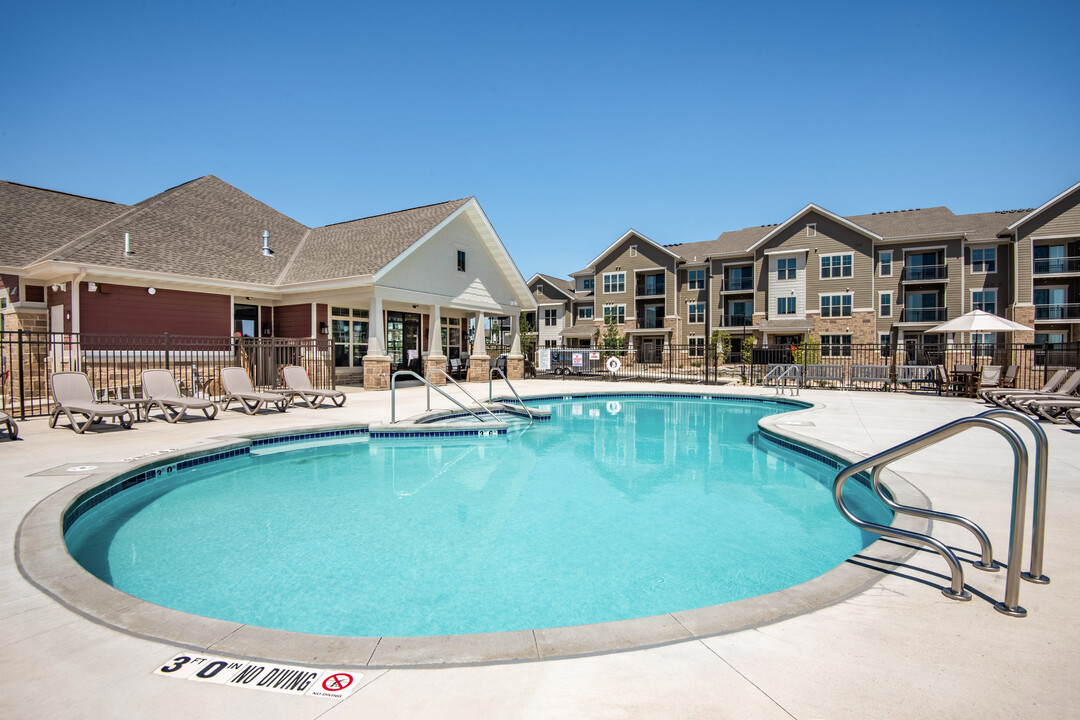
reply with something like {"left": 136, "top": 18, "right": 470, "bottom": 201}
{"left": 928, "top": 309, "right": 1033, "bottom": 334}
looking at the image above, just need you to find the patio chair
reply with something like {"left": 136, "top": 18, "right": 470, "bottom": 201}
{"left": 1003, "top": 370, "right": 1080, "bottom": 411}
{"left": 141, "top": 369, "right": 218, "bottom": 423}
{"left": 936, "top": 365, "right": 972, "bottom": 397}
{"left": 49, "top": 371, "right": 135, "bottom": 433}
{"left": 1000, "top": 365, "right": 1020, "bottom": 389}
{"left": 280, "top": 365, "right": 346, "bottom": 408}
{"left": 980, "top": 367, "right": 1068, "bottom": 405}
{"left": 0, "top": 410, "right": 17, "bottom": 440}
{"left": 219, "top": 367, "right": 290, "bottom": 415}
{"left": 978, "top": 365, "right": 1003, "bottom": 390}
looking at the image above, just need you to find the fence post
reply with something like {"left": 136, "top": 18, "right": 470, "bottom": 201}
{"left": 17, "top": 330, "right": 25, "bottom": 421}
{"left": 164, "top": 332, "right": 171, "bottom": 371}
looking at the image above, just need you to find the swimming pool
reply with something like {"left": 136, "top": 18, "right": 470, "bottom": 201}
{"left": 63, "top": 394, "right": 891, "bottom": 638}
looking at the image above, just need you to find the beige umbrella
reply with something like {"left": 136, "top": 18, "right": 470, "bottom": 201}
{"left": 929, "top": 309, "right": 1033, "bottom": 334}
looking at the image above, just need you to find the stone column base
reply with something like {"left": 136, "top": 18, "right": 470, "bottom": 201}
{"left": 363, "top": 355, "right": 392, "bottom": 391}
{"left": 467, "top": 354, "right": 490, "bottom": 383}
{"left": 505, "top": 354, "right": 525, "bottom": 380}
{"left": 423, "top": 355, "right": 448, "bottom": 385}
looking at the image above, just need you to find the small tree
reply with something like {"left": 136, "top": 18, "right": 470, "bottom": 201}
{"left": 791, "top": 337, "right": 821, "bottom": 365}
{"left": 519, "top": 316, "right": 536, "bottom": 357}
{"left": 709, "top": 329, "right": 731, "bottom": 369}
{"left": 740, "top": 335, "right": 756, "bottom": 365}
{"left": 600, "top": 315, "right": 623, "bottom": 351}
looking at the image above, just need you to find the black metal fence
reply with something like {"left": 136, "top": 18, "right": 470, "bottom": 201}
{"left": 532, "top": 342, "right": 1080, "bottom": 392}
{"left": 0, "top": 331, "right": 334, "bottom": 419}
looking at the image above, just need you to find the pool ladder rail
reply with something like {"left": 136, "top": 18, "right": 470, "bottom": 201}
{"left": 763, "top": 364, "right": 801, "bottom": 395}
{"left": 389, "top": 369, "right": 536, "bottom": 426}
{"left": 833, "top": 409, "right": 1050, "bottom": 617}
{"left": 489, "top": 367, "right": 534, "bottom": 426}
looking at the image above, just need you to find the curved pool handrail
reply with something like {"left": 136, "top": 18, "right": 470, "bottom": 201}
{"left": 424, "top": 368, "right": 502, "bottom": 424}
{"left": 976, "top": 408, "right": 1050, "bottom": 584}
{"left": 834, "top": 414, "right": 1030, "bottom": 616}
{"left": 488, "top": 367, "right": 534, "bottom": 424}
{"left": 390, "top": 370, "right": 492, "bottom": 425}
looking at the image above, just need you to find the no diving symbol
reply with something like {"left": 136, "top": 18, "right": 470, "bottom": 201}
{"left": 323, "top": 673, "right": 354, "bottom": 692}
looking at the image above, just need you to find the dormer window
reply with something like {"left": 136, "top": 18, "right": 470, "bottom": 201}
{"left": 629, "top": 245, "right": 638, "bottom": 257}
{"left": 537, "top": 284, "right": 544, "bottom": 295}
{"left": 806, "top": 223, "right": 817, "bottom": 237}
{"left": 457, "top": 250, "right": 466, "bottom": 272}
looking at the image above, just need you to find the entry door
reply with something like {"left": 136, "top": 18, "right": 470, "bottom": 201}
{"left": 49, "top": 305, "right": 76, "bottom": 372}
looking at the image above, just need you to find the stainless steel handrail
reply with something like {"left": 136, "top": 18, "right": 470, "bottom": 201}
{"left": 488, "top": 367, "right": 534, "bottom": 423}
{"left": 763, "top": 364, "right": 801, "bottom": 395}
{"left": 834, "top": 415, "right": 1031, "bottom": 616}
{"left": 390, "top": 370, "right": 489, "bottom": 424}
{"left": 425, "top": 368, "right": 502, "bottom": 423}
{"left": 977, "top": 408, "right": 1051, "bottom": 584}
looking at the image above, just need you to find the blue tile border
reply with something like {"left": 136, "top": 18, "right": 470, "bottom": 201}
{"left": 523, "top": 392, "right": 810, "bottom": 411}
{"left": 371, "top": 428, "right": 507, "bottom": 438}
{"left": 251, "top": 427, "right": 368, "bottom": 446}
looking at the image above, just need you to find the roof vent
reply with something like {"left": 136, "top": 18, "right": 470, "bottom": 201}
{"left": 124, "top": 232, "right": 134, "bottom": 256}
{"left": 261, "top": 230, "right": 274, "bottom": 257}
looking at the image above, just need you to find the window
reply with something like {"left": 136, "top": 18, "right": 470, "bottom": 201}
{"left": 821, "top": 294, "right": 852, "bottom": 317}
{"left": 577, "top": 306, "right": 593, "bottom": 319}
{"left": 688, "top": 337, "right": 705, "bottom": 357}
{"left": 878, "top": 250, "right": 892, "bottom": 277}
{"left": 726, "top": 265, "right": 753, "bottom": 291}
{"left": 973, "top": 289, "right": 996, "bottom": 314}
{"left": 602, "top": 272, "right": 625, "bottom": 293}
{"left": 806, "top": 223, "right": 817, "bottom": 237}
{"left": 879, "top": 291, "right": 892, "bottom": 318}
{"left": 543, "top": 309, "right": 558, "bottom": 326}
{"left": 629, "top": 245, "right": 638, "bottom": 257}
{"left": 583, "top": 278, "right": 594, "bottom": 291}
{"left": 456, "top": 250, "right": 466, "bottom": 272}
{"left": 821, "top": 334, "right": 852, "bottom": 357}
{"left": 687, "top": 269, "right": 705, "bottom": 289}
{"left": 603, "top": 304, "right": 625, "bottom": 324}
{"left": 777, "top": 297, "right": 796, "bottom": 315}
{"left": 688, "top": 302, "right": 705, "bottom": 323}
{"left": 544, "top": 339, "right": 557, "bottom": 348}
{"left": 972, "top": 247, "right": 996, "bottom": 274}
{"left": 536, "top": 284, "right": 544, "bottom": 295}
{"left": 777, "top": 257, "right": 797, "bottom": 280}
{"left": 972, "top": 332, "right": 999, "bottom": 345}
{"left": 821, "top": 253, "right": 853, "bottom": 279}
{"left": 331, "top": 306, "right": 369, "bottom": 368}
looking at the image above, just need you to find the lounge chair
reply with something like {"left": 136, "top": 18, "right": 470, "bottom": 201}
{"left": 1003, "top": 370, "right": 1080, "bottom": 411}
{"left": 219, "top": 367, "right": 290, "bottom": 414}
{"left": 49, "top": 371, "right": 135, "bottom": 433}
{"left": 0, "top": 410, "right": 17, "bottom": 440}
{"left": 978, "top": 365, "right": 1003, "bottom": 390}
{"left": 980, "top": 368, "right": 1068, "bottom": 405}
{"left": 1022, "top": 396, "right": 1080, "bottom": 423}
{"left": 141, "top": 369, "right": 218, "bottom": 422}
{"left": 280, "top": 365, "right": 346, "bottom": 408}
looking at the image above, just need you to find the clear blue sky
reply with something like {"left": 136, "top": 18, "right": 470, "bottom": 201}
{"left": 2, "top": 1, "right": 1078, "bottom": 279}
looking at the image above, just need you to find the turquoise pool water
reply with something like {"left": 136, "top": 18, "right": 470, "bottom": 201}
{"left": 65, "top": 396, "right": 890, "bottom": 637}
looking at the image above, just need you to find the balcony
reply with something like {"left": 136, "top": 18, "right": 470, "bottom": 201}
{"left": 719, "top": 314, "right": 753, "bottom": 327}
{"left": 900, "top": 307, "right": 947, "bottom": 323}
{"left": 721, "top": 277, "right": 754, "bottom": 293}
{"left": 901, "top": 265, "right": 948, "bottom": 283}
{"left": 1033, "top": 257, "right": 1080, "bottom": 275}
{"left": 1035, "top": 304, "right": 1080, "bottom": 321}
{"left": 635, "top": 280, "right": 666, "bottom": 298}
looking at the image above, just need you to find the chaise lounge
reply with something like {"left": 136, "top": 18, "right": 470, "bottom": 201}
{"left": 49, "top": 371, "right": 135, "bottom": 433}
{"left": 280, "top": 365, "right": 346, "bottom": 408}
{"left": 0, "top": 410, "right": 17, "bottom": 440}
{"left": 219, "top": 367, "right": 290, "bottom": 415}
{"left": 141, "top": 369, "right": 219, "bottom": 422}
{"left": 980, "top": 368, "right": 1068, "bottom": 406}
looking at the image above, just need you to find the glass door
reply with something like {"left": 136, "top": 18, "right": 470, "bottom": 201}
{"left": 331, "top": 307, "right": 368, "bottom": 368}
{"left": 386, "top": 311, "right": 421, "bottom": 369}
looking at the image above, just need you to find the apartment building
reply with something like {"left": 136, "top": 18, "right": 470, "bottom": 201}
{"left": 530, "top": 178, "right": 1080, "bottom": 358}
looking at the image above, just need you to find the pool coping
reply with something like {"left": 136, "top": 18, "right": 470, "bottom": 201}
{"left": 15, "top": 392, "right": 931, "bottom": 669}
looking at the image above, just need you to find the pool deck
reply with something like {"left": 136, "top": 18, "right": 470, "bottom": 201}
{"left": 2, "top": 380, "right": 1078, "bottom": 718}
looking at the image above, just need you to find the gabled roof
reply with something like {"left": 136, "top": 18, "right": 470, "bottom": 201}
{"left": 746, "top": 203, "right": 883, "bottom": 253}
{"left": 528, "top": 273, "right": 575, "bottom": 300}
{"left": 1003, "top": 178, "right": 1080, "bottom": 234}
{"left": 279, "top": 197, "right": 471, "bottom": 284}
{"left": 0, "top": 181, "right": 129, "bottom": 267}
{"left": 581, "top": 229, "right": 681, "bottom": 271}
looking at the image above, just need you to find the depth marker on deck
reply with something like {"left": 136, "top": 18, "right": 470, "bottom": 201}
{"left": 155, "top": 652, "right": 359, "bottom": 700}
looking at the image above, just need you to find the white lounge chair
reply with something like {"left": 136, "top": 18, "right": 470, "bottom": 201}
{"left": 141, "top": 369, "right": 218, "bottom": 422}
{"left": 981, "top": 368, "right": 1068, "bottom": 405}
{"left": 49, "top": 371, "right": 135, "bottom": 433}
{"left": 281, "top": 365, "right": 345, "bottom": 408}
{"left": 219, "top": 367, "right": 290, "bottom": 415}
{"left": 0, "top": 410, "right": 17, "bottom": 440}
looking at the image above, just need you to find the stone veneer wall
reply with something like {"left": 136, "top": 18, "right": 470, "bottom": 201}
{"left": 811, "top": 310, "right": 877, "bottom": 344}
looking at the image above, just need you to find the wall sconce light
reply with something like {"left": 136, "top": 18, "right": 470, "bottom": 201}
{"left": 319, "top": 322, "right": 329, "bottom": 335}
{"left": 51, "top": 283, "right": 67, "bottom": 292}
{"left": 147, "top": 287, "right": 157, "bottom": 295}
{"left": 88, "top": 282, "right": 98, "bottom": 292}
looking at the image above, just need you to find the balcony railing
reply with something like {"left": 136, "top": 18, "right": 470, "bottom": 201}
{"left": 900, "top": 307, "right": 947, "bottom": 323}
{"left": 719, "top": 314, "right": 753, "bottom": 327}
{"left": 722, "top": 277, "right": 754, "bottom": 292}
{"left": 1033, "top": 257, "right": 1080, "bottom": 275}
{"left": 1034, "top": 303, "right": 1080, "bottom": 320}
{"left": 635, "top": 282, "right": 665, "bottom": 297}
{"left": 902, "top": 265, "right": 948, "bottom": 282}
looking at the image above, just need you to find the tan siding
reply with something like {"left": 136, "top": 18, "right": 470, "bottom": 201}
{"left": 1020, "top": 194, "right": 1080, "bottom": 239}
{"left": 594, "top": 237, "right": 677, "bottom": 324}
{"left": 1016, "top": 237, "right": 1032, "bottom": 304}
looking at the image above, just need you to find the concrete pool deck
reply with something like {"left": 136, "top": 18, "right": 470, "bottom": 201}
{"left": 1, "top": 380, "right": 1078, "bottom": 718}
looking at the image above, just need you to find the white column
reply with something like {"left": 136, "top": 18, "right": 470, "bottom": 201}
{"left": 472, "top": 311, "right": 486, "bottom": 356}
{"left": 427, "top": 304, "right": 442, "bottom": 356}
{"left": 369, "top": 294, "right": 387, "bottom": 356}
{"left": 509, "top": 312, "right": 522, "bottom": 356}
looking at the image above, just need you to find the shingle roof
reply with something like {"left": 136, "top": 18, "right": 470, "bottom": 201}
{"left": 533, "top": 273, "right": 575, "bottom": 297}
{"left": 278, "top": 198, "right": 471, "bottom": 284}
{"left": 0, "top": 181, "right": 128, "bottom": 267}
{"left": 847, "top": 206, "right": 959, "bottom": 238}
